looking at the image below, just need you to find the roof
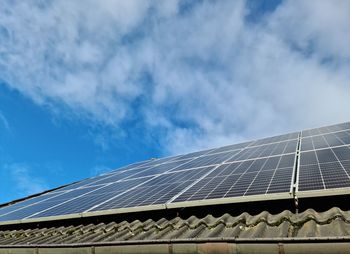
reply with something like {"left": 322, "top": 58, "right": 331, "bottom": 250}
{"left": 0, "top": 207, "right": 349, "bottom": 246}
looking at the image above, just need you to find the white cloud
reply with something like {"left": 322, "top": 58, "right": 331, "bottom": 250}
{"left": 5, "top": 163, "right": 49, "bottom": 198}
{"left": 0, "top": 0, "right": 349, "bottom": 155}
{"left": 270, "top": 0, "right": 350, "bottom": 60}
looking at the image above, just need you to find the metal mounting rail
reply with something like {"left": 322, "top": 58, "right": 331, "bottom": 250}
{"left": 292, "top": 132, "right": 302, "bottom": 213}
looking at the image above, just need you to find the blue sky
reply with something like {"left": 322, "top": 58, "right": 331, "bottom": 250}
{"left": 1, "top": 0, "right": 350, "bottom": 204}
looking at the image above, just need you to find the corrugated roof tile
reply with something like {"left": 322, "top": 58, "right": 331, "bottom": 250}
{"left": 0, "top": 207, "right": 349, "bottom": 246}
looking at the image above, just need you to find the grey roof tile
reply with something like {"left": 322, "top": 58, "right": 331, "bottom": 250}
{"left": 0, "top": 207, "right": 349, "bottom": 246}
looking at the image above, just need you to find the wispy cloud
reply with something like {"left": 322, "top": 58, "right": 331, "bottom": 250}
{"left": 90, "top": 165, "right": 112, "bottom": 177}
{"left": 0, "top": 0, "right": 349, "bottom": 154}
{"left": 0, "top": 111, "right": 10, "bottom": 132}
{"left": 5, "top": 163, "right": 49, "bottom": 198}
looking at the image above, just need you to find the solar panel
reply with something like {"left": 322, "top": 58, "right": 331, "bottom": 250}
{"left": 226, "top": 139, "right": 297, "bottom": 162}
{"left": 207, "top": 141, "right": 252, "bottom": 154}
{"left": 297, "top": 123, "right": 350, "bottom": 197}
{"left": 173, "top": 149, "right": 214, "bottom": 160}
{"left": 104, "top": 155, "right": 181, "bottom": 175}
{"left": 29, "top": 178, "right": 154, "bottom": 218}
{"left": 173, "top": 153, "right": 295, "bottom": 203}
{"left": 52, "top": 164, "right": 155, "bottom": 191}
{"left": 249, "top": 132, "right": 298, "bottom": 146}
{"left": 0, "top": 186, "right": 102, "bottom": 221}
{"left": 1, "top": 122, "right": 350, "bottom": 225}
{"left": 170, "top": 150, "right": 240, "bottom": 172}
{"left": 0, "top": 193, "right": 60, "bottom": 217}
{"left": 301, "top": 122, "right": 350, "bottom": 138}
{"left": 89, "top": 166, "right": 216, "bottom": 211}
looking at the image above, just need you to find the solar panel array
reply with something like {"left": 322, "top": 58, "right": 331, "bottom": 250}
{"left": 1, "top": 122, "right": 350, "bottom": 224}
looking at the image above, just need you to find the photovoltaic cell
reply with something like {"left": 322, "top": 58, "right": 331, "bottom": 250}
{"left": 298, "top": 164, "right": 324, "bottom": 191}
{"left": 267, "top": 167, "right": 293, "bottom": 193}
{"left": 333, "top": 146, "right": 350, "bottom": 161}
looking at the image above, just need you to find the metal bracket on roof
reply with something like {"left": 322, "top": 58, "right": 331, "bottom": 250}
{"left": 294, "top": 195, "right": 299, "bottom": 214}
{"left": 292, "top": 132, "right": 302, "bottom": 214}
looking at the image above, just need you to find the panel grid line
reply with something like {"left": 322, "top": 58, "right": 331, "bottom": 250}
{"left": 312, "top": 137, "right": 326, "bottom": 190}
{"left": 166, "top": 150, "right": 244, "bottom": 204}
{"left": 84, "top": 176, "right": 163, "bottom": 212}
{"left": 302, "top": 126, "right": 350, "bottom": 139}
{"left": 324, "top": 139, "right": 350, "bottom": 181}
{"left": 223, "top": 161, "right": 256, "bottom": 197}
{"left": 23, "top": 184, "right": 119, "bottom": 219}
{"left": 265, "top": 156, "right": 284, "bottom": 194}
{"left": 243, "top": 158, "right": 269, "bottom": 196}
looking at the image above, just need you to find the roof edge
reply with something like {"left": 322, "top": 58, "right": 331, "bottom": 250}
{"left": 1, "top": 236, "right": 350, "bottom": 248}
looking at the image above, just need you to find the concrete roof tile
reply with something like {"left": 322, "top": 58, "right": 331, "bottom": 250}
{"left": 0, "top": 207, "right": 349, "bottom": 246}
